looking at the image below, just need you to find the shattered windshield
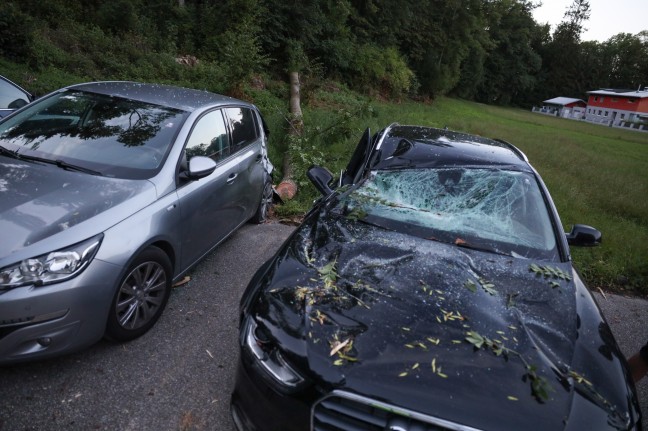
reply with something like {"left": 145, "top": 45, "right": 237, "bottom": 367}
{"left": 337, "top": 168, "right": 559, "bottom": 260}
{"left": 0, "top": 90, "right": 188, "bottom": 179}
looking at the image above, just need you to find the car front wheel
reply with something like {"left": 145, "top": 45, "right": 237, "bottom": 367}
{"left": 105, "top": 246, "right": 172, "bottom": 341}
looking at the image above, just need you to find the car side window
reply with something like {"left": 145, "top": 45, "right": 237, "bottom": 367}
{"left": 224, "top": 107, "right": 258, "bottom": 154}
{"left": 0, "top": 78, "right": 30, "bottom": 110}
{"left": 185, "top": 110, "right": 230, "bottom": 162}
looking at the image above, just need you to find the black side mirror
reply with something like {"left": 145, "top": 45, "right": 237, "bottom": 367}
{"left": 566, "top": 224, "right": 602, "bottom": 246}
{"left": 307, "top": 165, "right": 334, "bottom": 196}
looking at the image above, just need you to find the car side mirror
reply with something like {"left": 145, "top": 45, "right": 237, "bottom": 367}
{"left": 307, "top": 165, "right": 334, "bottom": 196}
{"left": 566, "top": 224, "right": 602, "bottom": 246}
{"left": 186, "top": 156, "right": 217, "bottom": 180}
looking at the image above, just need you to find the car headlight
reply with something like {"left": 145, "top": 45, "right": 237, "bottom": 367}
{"left": 0, "top": 234, "right": 102, "bottom": 289}
{"left": 243, "top": 316, "right": 306, "bottom": 392}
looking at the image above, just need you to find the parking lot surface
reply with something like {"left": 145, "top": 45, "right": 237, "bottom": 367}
{"left": 0, "top": 222, "right": 645, "bottom": 430}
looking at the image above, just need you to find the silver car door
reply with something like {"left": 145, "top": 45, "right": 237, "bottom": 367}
{"left": 176, "top": 109, "right": 241, "bottom": 268}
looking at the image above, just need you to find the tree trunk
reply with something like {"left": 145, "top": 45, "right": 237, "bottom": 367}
{"left": 289, "top": 71, "right": 303, "bottom": 121}
{"left": 276, "top": 71, "right": 303, "bottom": 201}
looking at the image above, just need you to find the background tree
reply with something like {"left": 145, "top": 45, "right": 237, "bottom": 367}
{"left": 536, "top": 0, "right": 592, "bottom": 99}
{"left": 465, "top": 0, "right": 541, "bottom": 105}
{"left": 603, "top": 33, "right": 647, "bottom": 89}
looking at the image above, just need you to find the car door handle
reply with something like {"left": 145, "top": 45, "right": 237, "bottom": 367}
{"left": 226, "top": 173, "right": 238, "bottom": 184}
{"left": 255, "top": 154, "right": 262, "bottom": 162}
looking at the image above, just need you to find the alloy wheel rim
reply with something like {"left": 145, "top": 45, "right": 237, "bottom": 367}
{"left": 260, "top": 182, "right": 273, "bottom": 220}
{"left": 115, "top": 261, "right": 167, "bottom": 330}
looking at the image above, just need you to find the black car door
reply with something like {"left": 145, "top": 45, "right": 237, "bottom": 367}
{"left": 341, "top": 127, "right": 372, "bottom": 185}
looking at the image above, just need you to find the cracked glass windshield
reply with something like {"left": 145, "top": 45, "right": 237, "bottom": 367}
{"left": 339, "top": 168, "right": 558, "bottom": 260}
{"left": 0, "top": 90, "right": 188, "bottom": 179}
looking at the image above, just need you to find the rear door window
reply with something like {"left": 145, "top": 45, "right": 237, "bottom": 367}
{"left": 224, "top": 107, "right": 258, "bottom": 154}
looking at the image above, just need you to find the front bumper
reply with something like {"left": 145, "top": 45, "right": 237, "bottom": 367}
{"left": 0, "top": 258, "right": 121, "bottom": 364}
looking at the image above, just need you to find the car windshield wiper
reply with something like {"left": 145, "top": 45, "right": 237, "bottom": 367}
{"left": 17, "top": 153, "right": 103, "bottom": 176}
{"left": 0, "top": 144, "right": 21, "bottom": 160}
{"left": 453, "top": 240, "right": 511, "bottom": 257}
{"left": 53, "top": 159, "right": 102, "bottom": 176}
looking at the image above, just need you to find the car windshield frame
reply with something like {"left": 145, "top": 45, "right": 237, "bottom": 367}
{"left": 334, "top": 167, "right": 560, "bottom": 261}
{"left": 0, "top": 89, "right": 189, "bottom": 179}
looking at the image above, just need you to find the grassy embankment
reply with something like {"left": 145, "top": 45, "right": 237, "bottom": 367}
{"left": 282, "top": 94, "right": 648, "bottom": 295}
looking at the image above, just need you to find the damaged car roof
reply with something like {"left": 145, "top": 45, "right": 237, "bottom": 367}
{"left": 372, "top": 125, "right": 530, "bottom": 171}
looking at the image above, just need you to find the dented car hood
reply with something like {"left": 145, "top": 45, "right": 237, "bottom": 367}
{"left": 249, "top": 205, "right": 639, "bottom": 431}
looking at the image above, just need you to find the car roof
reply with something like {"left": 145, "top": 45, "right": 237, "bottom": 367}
{"left": 66, "top": 81, "right": 251, "bottom": 112}
{"left": 373, "top": 124, "right": 530, "bottom": 171}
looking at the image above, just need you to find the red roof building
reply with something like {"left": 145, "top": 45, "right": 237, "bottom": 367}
{"left": 585, "top": 88, "right": 648, "bottom": 130}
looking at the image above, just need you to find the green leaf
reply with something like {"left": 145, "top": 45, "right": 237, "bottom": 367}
{"left": 465, "top": 331, "right": 485, "bottom": 349}
{"left": 464, "top": 280, "right": 477, "bottom": 293}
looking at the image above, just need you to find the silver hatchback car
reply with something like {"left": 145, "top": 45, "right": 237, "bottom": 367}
{"left": 0, "top": 82, "right": 274, "bottom": 364}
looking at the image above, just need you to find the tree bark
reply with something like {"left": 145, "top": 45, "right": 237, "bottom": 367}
{"left": 289, "top": 71, "right": 303, "bottom": 122}
{"left": 276, "top": 71, "right": 303, "bottom": 201}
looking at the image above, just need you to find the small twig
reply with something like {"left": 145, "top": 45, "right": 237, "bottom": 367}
{"left": 597, "top": 286, "right": 607, "bottom": 300}
{"left": 329, "top": 338, "right": 350, "bottom": 356}
{"left": 173, "top": 276, "right": 191, "bottom": 288}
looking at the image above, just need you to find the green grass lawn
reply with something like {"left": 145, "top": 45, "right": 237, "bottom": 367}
{"left": 285, "top": 96, "right": 648, "bottom": 295}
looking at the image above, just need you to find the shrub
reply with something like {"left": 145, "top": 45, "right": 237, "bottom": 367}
{"left": 0, "top": 3, "right": 33, "bottom": 62}
{"left": 348, "top": 44, "right": 415, "bottom": 99}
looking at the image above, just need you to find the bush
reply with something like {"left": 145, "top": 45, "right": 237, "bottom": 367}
{"left": 0, "top": 3, "right": 34, "bottom": 62}
{"left": 348, "top": 44, "right": 415, "bottom": 99}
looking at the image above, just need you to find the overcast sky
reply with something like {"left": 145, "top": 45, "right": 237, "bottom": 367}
{"left": 532, "top": 0, "right": 648, "bottom": 42}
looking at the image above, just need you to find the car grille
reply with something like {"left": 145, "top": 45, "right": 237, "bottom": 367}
{"left": 312, "top": 391, "right": 483, "bottom": 431}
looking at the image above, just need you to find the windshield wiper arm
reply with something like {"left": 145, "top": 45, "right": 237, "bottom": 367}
{"left": 11, "top": 152, "right": 102, "bottom": 176}
{"left": 454, "top": 240, "right": 510, "bottom": 257}
{"left": 54, "top": 159, "right": 102, "bottom": 176}
{"left": 0, "top": 144, "right": 21, "bottom": 160}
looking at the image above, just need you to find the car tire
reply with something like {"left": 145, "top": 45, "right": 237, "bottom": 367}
{"left": 105, "top": 246, "right": 172, "bottom": 342}
{"left": 251, "top": 176, "right": 273, "bottom": 224}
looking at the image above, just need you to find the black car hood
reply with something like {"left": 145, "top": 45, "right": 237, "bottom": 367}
{"left": 251, "top": 207, "right": 639, "bottom": 430}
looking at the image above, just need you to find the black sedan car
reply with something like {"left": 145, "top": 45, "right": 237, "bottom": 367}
{"left": 231, "top": 125, "right": 641, "bottom": 431}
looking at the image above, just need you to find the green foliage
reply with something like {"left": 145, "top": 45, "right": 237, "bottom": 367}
{"left": 470, "top": 0, "right": 542, "bottom": 106}
{"left": 4, "top": 0, "right": 647, "bottom": 102}
{"left": 349, "top": 45, "right": 414, "bottom": 98}
{"left": 0, "top": 3, "right": 33, "bottom": 62}
{"left": 217, "top": 15, "right": 270, "bottom": 91}
{"left": 96, "top": 0, "right": 139, "bottom": 35}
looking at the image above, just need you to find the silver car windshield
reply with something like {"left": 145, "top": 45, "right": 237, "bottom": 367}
{"left": 339, "top": 168, "right": 559, "bottom": 260}
{"left": 0, "top": 90, "right": 188, "bottom": 179}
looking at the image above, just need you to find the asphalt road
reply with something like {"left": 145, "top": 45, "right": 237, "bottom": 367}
{"left": 0, "top": 222, "right": 646, "bottom": 430}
